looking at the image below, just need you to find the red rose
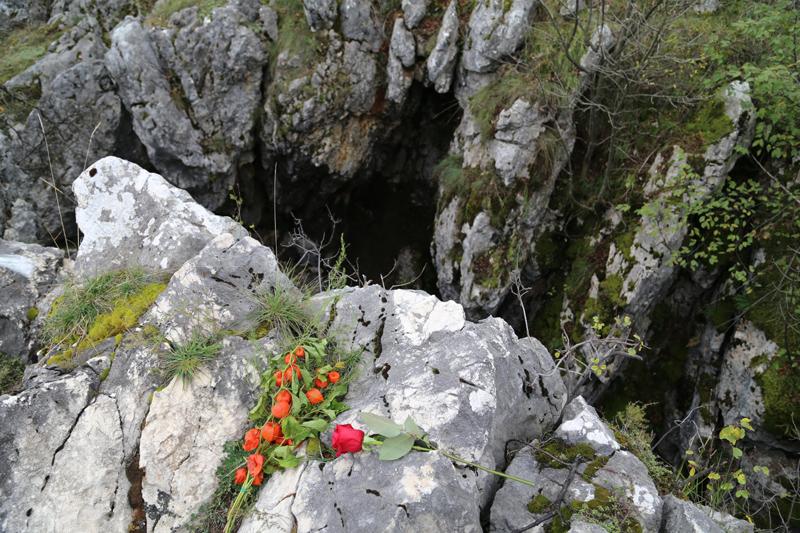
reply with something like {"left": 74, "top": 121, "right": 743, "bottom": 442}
{"left": 247, "top": 453, "right": 265, "bottom": 477}
{"left": 331, "top": 424, "right": 364, "bottom": 457}
{"left": 243, "top": 428, "right": 260, "bottom": 451}
{"left": 234, "top": 467, "right": 247, "bottom": 485}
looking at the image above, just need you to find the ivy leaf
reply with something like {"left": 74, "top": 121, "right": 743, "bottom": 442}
{"left": 378, "top": 433, "right": 415, "bottom": 461}
{"left": 361, "top": 412, "right": 403, "bottom": 438}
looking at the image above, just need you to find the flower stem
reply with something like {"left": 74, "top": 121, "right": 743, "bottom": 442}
{"left": 412, "top": 445, "right": 537, "bottom": 487}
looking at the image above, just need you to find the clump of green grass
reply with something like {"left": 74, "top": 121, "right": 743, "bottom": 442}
{"left": 269, "top": 0, "right": 325, "bottom": 69}
{"left": 0, "top": 23, "right": 63, "bottom": 84}
{"left": 0, "top": 353, "right": 25, "bottom": 395}
{"left": 43, "top": 268, "right": 154, "bottom": 347}
{"left": 610, "top": 403, "right": 675, "bottom": 493}
{"left": 249, "top": 281, "right": 314, "bottom": 338}
{"left": 145, "top": 0, "right": 225, "bottom": 26}
{"left": 160, "top": 336, "right": 221, "bottom": 384}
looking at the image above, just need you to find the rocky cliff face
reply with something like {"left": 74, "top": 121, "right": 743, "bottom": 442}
{"left": 0, "top": 158, "right": 754, "bottom": 532}
{"left": 1, "top": 0, "right": 798, "bottom": 531}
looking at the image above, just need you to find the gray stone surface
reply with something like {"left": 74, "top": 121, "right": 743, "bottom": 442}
{"left": 0, "top": 366, "right": 100, "bottom": 531}
{"left": 0, "top": 238, "right": 63, "bottom": 360}
{"left": 140, "top": 335, "right": 270, "bottom": 533}
{"left": 303, "top": 0, "right": 338, "bottom": 31}
{"left": 72, "top": 156, "right": 246, "bottom": 276}
{"left": 593, "top": 451, "right": 662, "bottom": 532}
{"left": 555, "top": 396, "right": 620, "bottom": 456}
{"left": 402, "top": 0, "right": 429, "bottom": 28}
{"left": 106, "top": 6, "right": 266, "bottom": 209}
{"left": 426, "top": 0, "right": 459, "bottom": 93}
{"left": 147, "top": 232, "right": 292, "bottom": 344}
{"left": 661, "top": 495, "right": 725, "bottom": 533}
{"left": 461, "top": 0, "right": 537, "bottom": 74}
{"left": 5, "top": 59, "right": 123, "bottom": 241}
{"left": 244, "top": 286, "right": 568, "bottom": 531}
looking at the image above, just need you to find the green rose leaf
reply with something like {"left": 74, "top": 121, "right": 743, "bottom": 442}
{"left": 302, "top": 419, "right": 329, "bottom": 433}
{"left": 403, "top": 416, "right": 423, "bottom": 437}
{"left": 361, "top": 412, "right": 403, "bottom": 438}
{"left": 378, "top": 433, "right": 415, "bottom": 461}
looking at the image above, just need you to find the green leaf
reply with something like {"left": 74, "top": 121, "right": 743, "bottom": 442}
{"left": 740, "top": 417, "right": 754, "bottom": 431}
{"left": 378, "top": 433, "right": 415, "bottom": 461}
{"left": 732, "top": 446, "right": 743, "bottom": 459}
{"left": 719, "top": 425, "right": 745, "bottom": 445}
{"left": 735, "top": 489, "right": 750, "bottom": 499}
{"left": 282, "top": 416, "right": 312, "bottom": 443}
{"left": 302, "top": 419, "right": 329, "bottom": 433}
{"left": 361, "top": 412, "right": 403, "bottom": 438}
{"left": 403, "top": 416, "right": 423, "bottom": 437}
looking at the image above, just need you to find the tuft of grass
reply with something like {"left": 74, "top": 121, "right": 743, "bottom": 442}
{"left": 0, "top": 23, "right": 63, "bottom": 84}
{"left": 249, "top": 276, "right": 315, "bottom": 339}
{"left": 610, "top": 403, "right": 675, "bottom": 493}
{"left": 145, "top": 0, "right": 225, "bottom": 26}
{"left": 268, "top": 0, "right": 325, "bottom": 70}
{"left": 160, "top": 336, "right": 221, "bottom": 384}
{"left": 43, "top": 268, "right": 154, "bottom": 347}
{"left": 0, "top": 353, "right": 25, "bottom": 395}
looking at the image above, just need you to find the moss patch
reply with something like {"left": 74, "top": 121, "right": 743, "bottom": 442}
{"left": 46, "top": 276, "right": 166, "bottom": 369}
{"left": 0, "top": 23, "right": 63, "bottom": 84}
{"left": 528, "top": 493, "right": 552, "bottom": 514}
{"left": 146, "top": 0, "right": 225, "bottom": 26}
{"left": 756, "top": 357, "right": 800, "bottom": 438}
{"left": 535, "top": 440, "right": 597, "bottom": 469}
{"left": 685, "top": 95, "right": 735, "bottom": 145}
{"left": 0, "top": 353, "right": 25, "bottom": 395}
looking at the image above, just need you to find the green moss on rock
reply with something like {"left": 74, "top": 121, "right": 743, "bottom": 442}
{"left": 756, "top": 357, "right": 800, "bottom": 438}
{"left": 47, "top": 281, "right": 166, "bottom": 368}
{"left": 535, "top": 440, "right": 597, "bottom": 469}
{"left": 528, "top": 494, "right": 552, "bottom": 514}
{"left": 0, "top": 353, "right": 25, "bottom": 395}
{"left": 0, "top": 23, "right": 63, "bottom": 84}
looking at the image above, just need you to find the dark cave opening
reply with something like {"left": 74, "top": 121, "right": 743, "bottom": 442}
{"left": 233, "top": 83, "right": 461, "bottom": 294}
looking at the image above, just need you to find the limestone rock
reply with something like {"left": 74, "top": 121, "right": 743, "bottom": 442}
{"left": 139, "top": 336, "right": 270, "bottom": 532}
{"left": 147, "top": 232, "right": 292, "bottom": 344}
{"left": 106, "top": 7, "right": 266, "bottom": 209}
{"left": 303, "top": 0, "right": 338, "bottom": 31}
{"left": 72, "top": 156, "right": 246, "bottom": 276}
{"left": 426, "top": 0, "right": 459, "bottom": 93}
{"left": 0, "top": 238, "right": 63, "bottom": 360}
{"left": 402, "top": 0, "right": 429, "bottom": 28}
{"left": 661, "top": 495, "right": 753, "bottom": 533}
{"left": 0, "top": 367, "right": 99, "bottom": 531}
{"left": 247, "top": 286, "right": 567, "bottom": 531}
{"left": 5, "top": 59, "right": 123, "bottom": 242}
{"left": 461, "top": 0, "right": 537, "bottom": 74}
{"left": 555, "top": 396, "right": 620, "bottom": 456}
